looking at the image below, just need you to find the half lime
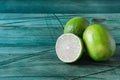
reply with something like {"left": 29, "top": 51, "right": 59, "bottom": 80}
{"left": 55, "top": 33, "right": 84, "bottom": 63}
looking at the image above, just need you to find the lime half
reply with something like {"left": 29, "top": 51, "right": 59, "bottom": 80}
{"left": 55, "top": 33, "right": 84, "bottom": 63}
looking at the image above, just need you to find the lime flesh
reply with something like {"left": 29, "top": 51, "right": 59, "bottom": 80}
{"left": 55, "top": 33, "right": 84, "bottom": 63}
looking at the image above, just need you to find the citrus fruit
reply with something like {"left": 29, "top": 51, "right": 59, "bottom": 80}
{"left": 55, "top": 33, "right": 84, "bottom": 63}
{"left": 64, "top": 17, "right": 89, "bottom": 37}
{"left": 83, "top": 24, "right": 116, "bottom": 61}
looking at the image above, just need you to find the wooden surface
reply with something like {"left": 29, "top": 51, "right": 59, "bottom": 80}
{"left": 0, "top": 13, "right": 119, "bottom": 80}
{"left": 0, "top": 0, "right": 119, "bottom": 13}
{"left": 0, "top": 0, "right": 120, "bottom": 80}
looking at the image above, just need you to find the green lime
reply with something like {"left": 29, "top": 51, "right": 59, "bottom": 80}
{"left": 55, "top": 33, "right": 84, "bottom": 63}
{"left": 83, "top": 24, "right": 116, "bottom": 61}
{"left": 64, "top": 17, "right": 89, "bottom": 37}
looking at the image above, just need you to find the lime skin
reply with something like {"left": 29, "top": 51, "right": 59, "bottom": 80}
{"left": 64, "top": 17, "right": 89, "bottom": 37}
{"left": 83, "top": 24, "right": 116, "bottom": 61}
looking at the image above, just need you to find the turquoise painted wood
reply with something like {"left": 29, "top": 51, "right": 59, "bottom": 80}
{"left": 0, "top": 13, "right": 119, "bottom": 80}
{"left": 0, "top": 0, "right": 119, "bottom": 13}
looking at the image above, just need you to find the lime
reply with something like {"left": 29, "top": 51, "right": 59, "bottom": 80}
{"left": 83, "top": 24, "right": 116, "bottom": 61}
{"left": 64, "top": 17, "right": 89, "bottom": 37}
{"left": 55, "top": 33, "right": 84, "bottom": 63}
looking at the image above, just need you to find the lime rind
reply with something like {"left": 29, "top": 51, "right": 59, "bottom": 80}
{"left": 64, "top": 17, "right": 89, "bottom": 37}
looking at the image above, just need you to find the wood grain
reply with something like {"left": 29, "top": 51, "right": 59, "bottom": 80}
{"left": 0, "top": 46, "right": 119, "bottom": 80}
{"left": 0, "top": 0, "right": 119, "bottom": 13}
{"left": 0, "top": 13, "right": 119, "bottom": 80}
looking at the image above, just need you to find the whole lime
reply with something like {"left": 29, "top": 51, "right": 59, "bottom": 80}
{"left": 83, "top": 24, "right": 116, "bottom": 61}
{"left": 64, "top": 17, "right": 89, "bottom": 37}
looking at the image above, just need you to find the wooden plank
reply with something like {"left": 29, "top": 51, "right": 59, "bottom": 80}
{"left": 0, "top": 46, "right": 119, "bottom": 80}
{"left": 0, "top": 0, "right": 119, "bottom": 13}
{"left": 0, "top": 13, "right": 119, "bottom": 46}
